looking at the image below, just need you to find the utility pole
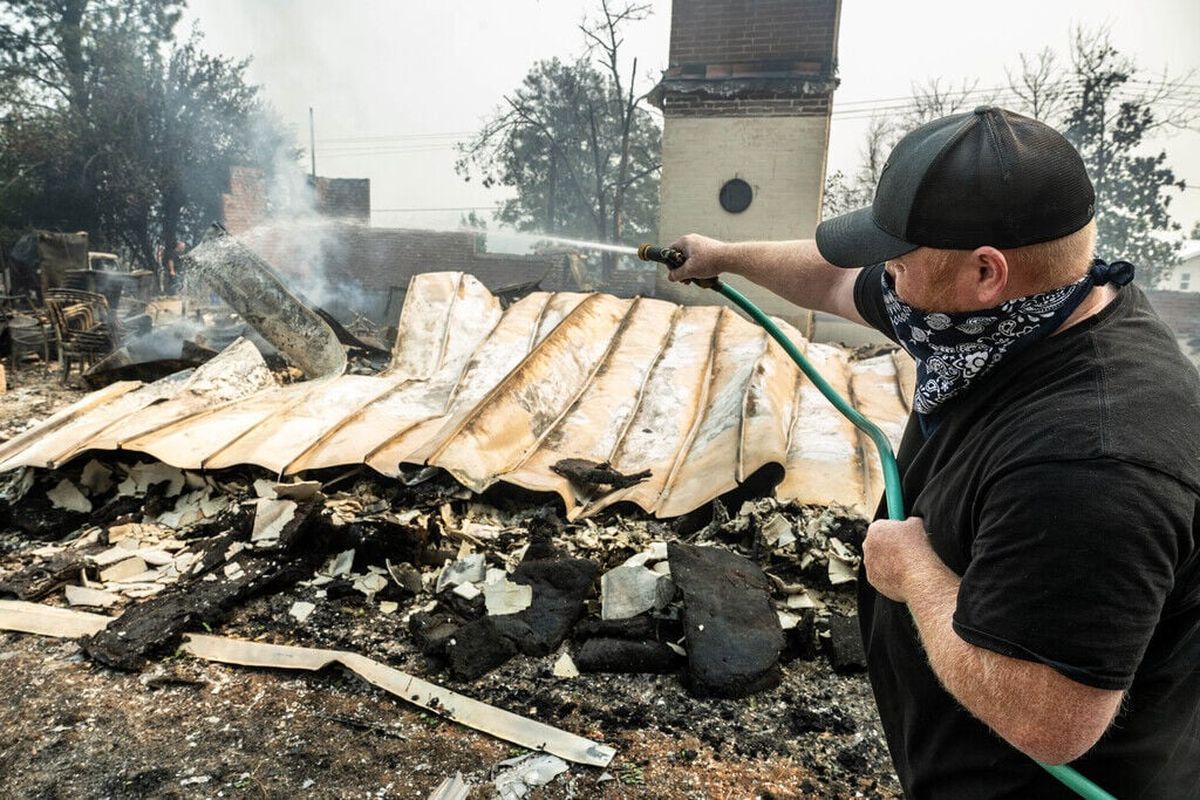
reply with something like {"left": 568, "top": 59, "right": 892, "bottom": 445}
{"left": 309, "top": 107, "right": 317, "bottom": 178}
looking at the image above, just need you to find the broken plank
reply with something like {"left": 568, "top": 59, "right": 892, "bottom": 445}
{"left": 0, "top": 599, "right": 112, "bottom": 638}
{"left": 181, "top": 634, "right": 616, "bottom": 768}
{"left": 81, "top": 498, "right": 327, "bottom": 669}
{"left": 83, "top": 553, "right": 308, "bottom": 670}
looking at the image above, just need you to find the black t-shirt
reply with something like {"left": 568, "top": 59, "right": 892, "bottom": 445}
{"left": 853, "top": 263, "right": 1200, "bottom": 799}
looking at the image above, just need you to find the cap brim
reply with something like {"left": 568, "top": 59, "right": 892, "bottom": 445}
{"left": 815, "top": 206, "right": 919, "bottom": 268}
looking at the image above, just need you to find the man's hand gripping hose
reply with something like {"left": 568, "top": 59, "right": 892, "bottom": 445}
{"left": 636, "top": 243, "right": 1117, "bottom": 800}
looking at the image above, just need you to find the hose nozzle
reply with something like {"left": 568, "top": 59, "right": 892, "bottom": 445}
{"left": 638, "top": 243, "right": 718, "bottom": 289}
{"left": 637, "top": 243, "right": 687, "bottom": 269}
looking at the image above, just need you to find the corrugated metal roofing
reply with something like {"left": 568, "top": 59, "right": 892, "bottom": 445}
{"left": 0, "top": 272, "right": 911, "bottom": 519}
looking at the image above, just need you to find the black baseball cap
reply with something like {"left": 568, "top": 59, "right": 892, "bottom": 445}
{"left": 815, "top": 106, "right": 1095, "bottom": 268}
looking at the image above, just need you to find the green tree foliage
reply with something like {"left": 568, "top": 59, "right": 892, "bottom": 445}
{"left": 455, "top": 2, "right": 661, "bottom": 273}
{"left": 0, "top": 0, "right": 292, "bottom": 268}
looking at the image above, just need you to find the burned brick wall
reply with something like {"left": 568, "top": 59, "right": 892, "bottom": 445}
{"left": 656, "top": 0, "right": 841, "bottom": 120}
{"left": 219, "top": 167, "right": 641, "bottom": 326}
{"left": 311, "top": 176, "right": 370, "bottom": 223}
{"left": 221, "top": 167, "right": 370, "bottom": 233}
{"left": 661, "top": 95, "right": 832, "bottom": 118}
{"left": 221, "top": 167, "right": 269, "bottom": 236}
{"left": 237, "top": 223, "right": 563, "bottom": 326}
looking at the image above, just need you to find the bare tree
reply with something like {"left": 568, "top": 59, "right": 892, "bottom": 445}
{"left": 580, "top": 0, "right": 654, "bottom": 254}
{"left": 1070, "top": 25, "right": 1197, "bottom": 134}
{"left": 858, "top": 116, "right": 898, "bottom": 189}
{"left": 1062, "top": 25, "right": 1196, "bottom": 281}
{"left": 906, "top": 77, "right": 992, "bottom": 127}
{"left": 1005, "top": 47, "right": 1071, "bottom": 122}
{"left": 828, "top": 24, "right": 1198, "bottom": 279}
{"left": 457, "top": 1, "right": 661, "bottom": 277}
{"left": 823, "top": 115, "right": 896, "bottom": 218}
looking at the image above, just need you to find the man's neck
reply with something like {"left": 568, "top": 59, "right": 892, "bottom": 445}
{"left": 1053, "top": 284, "right": 1118, "bottom": 336}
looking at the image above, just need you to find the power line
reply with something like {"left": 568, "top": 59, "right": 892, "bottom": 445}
{"left": 319, "top": 144, "right": 461, "bottom": 159}
{"left": 373, "top": 205, "right": 496, "bottom": 212}
{"left": 829, "top": 96, "right": 1200, "bottom": 123}
{"left": 323, "top": 102, "right": 1198, "bottom": 155}
{"left": 831, "top": 87, "right": 1200, "bottom": 118}
{"left": 319, "top": 142, "right": 464, "bottom": 153}
{"left": 309, "top": 84, "right": 1199, "bottom": 160}
{"left": 318, "top": 131, "right": 472, "bottom": 144}
{"left": 832, "top": 78, "right": 1200, "bottom": 109}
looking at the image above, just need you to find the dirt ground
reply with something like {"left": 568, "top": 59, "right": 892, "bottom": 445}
{"left": 0, "top": 627, "right": 896, "bottom": 799}
{"left": 0, "top": 360, "right": 903, "bottom": 799}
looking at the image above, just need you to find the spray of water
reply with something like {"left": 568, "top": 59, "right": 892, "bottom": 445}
{"left": 466, "top": 228, "right": 641, "bottom": 256}
{"left": 518, "top": 234, "right": 639, "bottom": 256}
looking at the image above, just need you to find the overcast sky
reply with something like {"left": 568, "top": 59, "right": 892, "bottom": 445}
{"left": 187, "top": 0, "right": 1200, "bottom": 250}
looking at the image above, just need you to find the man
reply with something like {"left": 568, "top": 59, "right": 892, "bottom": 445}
{"left": 668, "top": 107, "right": 1199, "bottom": 798}
{"left": 165, "top": 240, "right": 187, "bottom": 294}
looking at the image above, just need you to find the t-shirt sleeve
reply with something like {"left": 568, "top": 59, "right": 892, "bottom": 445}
{"left": 852, "top": 263, "right": 898, "bottom": 343}
{"left": 952, "top": 459, "right": 1188, "bottom": 690}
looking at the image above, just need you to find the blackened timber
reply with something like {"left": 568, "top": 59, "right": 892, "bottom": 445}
{"left": 82, "top": 499, "right": 327, "bottom": 670}
{"left": 668, "top": 541, "right": 784, "bottom": 697}
{"left": 0, "top": 553, "right": 87, "bottom": 601}
{"left": 574, "top": 638, "right": 680, "bottom": 674}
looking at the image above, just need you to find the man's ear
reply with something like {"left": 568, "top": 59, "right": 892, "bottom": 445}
{"left": 971, "top": 246, "right": 1008, "bottom": 305}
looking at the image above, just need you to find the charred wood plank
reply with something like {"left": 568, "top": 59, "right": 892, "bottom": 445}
{"left": 82, "top": 498, "right": 327, "bottom": 670}
{"left": 0, "top": 553, "right": 87, "bottom": 601}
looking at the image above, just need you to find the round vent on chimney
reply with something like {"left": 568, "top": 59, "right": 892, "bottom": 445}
{"left": 719, "top": 178, "right": 753, "bottom": 213}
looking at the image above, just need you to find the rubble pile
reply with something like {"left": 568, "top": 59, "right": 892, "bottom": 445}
{"left": 0, "top": 448, "right": 896, "bottom": 795}
{"left": 1, "top": 453, "right": 869, "bottom": 687}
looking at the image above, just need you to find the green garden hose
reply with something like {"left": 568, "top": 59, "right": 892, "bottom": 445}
{"left": 638, "top": 244, "right": 1117, "bottom": 800}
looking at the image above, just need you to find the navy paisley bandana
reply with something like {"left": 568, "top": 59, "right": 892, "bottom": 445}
{"left": 882, "top": 258, "right": 1136, "bottom": 432}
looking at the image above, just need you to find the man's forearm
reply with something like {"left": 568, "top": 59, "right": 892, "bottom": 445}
{"left": 903, "top": 561, "right": 998, "bottom": 721}
{"left": 722, "top": 240, "right": 862, "bottom": 320}
{"left": 903, "top": 558, "right": 1119, "bottom": 764}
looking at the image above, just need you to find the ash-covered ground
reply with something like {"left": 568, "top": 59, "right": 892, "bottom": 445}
{"left": 0, "top": 363, "right": 901, "bottom": 799}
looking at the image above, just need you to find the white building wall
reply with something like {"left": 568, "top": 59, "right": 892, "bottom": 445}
{"left": 1159, "top": 244, "right": 1200, "bottom": 292}
{"left": 655, "top": 115, "right": 830, "bottom": 330}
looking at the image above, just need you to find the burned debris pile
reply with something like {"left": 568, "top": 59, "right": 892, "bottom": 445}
{"left": 0, "top": 447, "right": 897, "bottom": 794}
{"left": 1, "top": 454, "right": 869, "bottom": 691}
{"left": 1, "top": 226, "right": 913, "bottom": 521}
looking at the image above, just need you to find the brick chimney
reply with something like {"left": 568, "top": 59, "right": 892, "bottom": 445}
{"left": 650, "top": 0, "right": 841, "bottom": 323}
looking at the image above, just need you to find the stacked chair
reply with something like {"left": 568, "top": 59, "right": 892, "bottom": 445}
{"left": 44, "top": 288, "right": 120, "bottom": 381}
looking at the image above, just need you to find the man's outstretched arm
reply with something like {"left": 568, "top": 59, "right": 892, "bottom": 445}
{"left": 863, "top": 517, "right": 1124, "bottom": 765}
{"left": 666, "top": 235, "right": 867, "bottom": 326}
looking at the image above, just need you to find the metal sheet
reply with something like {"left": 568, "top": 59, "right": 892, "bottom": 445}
{"left": 778, "top": 343, "right": 865, "bottom": 511}
{"left": 849, "top": 354, "right": 909, "bottom": 509}
{"left": 185, "top": 227, "right": 347, "bottom": 378}
{"left": 181, "top": 634, "right": 616, "bottom": 767}
{"left": 0, "top": 339, "right": 271, "bottom": 472}
{"left": 0, "top": 272, "right": 913, "bottom": 517}
{"left": 500, "top": 297, "right": 679, "bottom": 518}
